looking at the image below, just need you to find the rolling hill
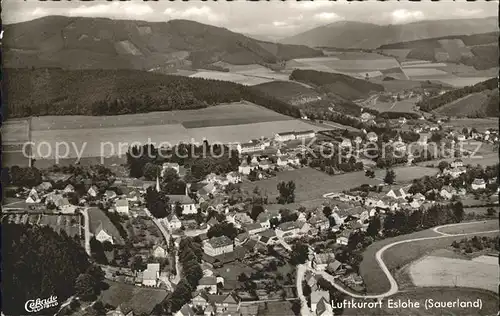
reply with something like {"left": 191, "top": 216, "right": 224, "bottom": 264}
{"left": 417, "top": 78, "right": 499, "bottom": 117}
{"left": 281, "top": 18, "right": 498, "bottom": 49}
{"left": 379, "top": 32, "right": 499, "bottom": 70}
{"left": 3, "top": 16, "right": 322, "bottom": 70}
{"left": 4, "top": 68, "right": 301, "bottom": 119}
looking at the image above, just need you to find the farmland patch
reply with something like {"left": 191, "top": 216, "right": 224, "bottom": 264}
{"left": 410, "top": 255, "right": 499, "bottom": 292}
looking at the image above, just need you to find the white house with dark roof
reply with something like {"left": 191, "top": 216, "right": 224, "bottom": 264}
{"left": 196, "top": 276, "right": 218, "bottom": 294}
{"left": 450, "top": 159, "right": 463, "bottom": 168}
{"left": 276, "top": 221, "right": 300, "bottom": 238}
{"left": 115, "top": 199, "right": 129, "bottom": 214}
{"left": 166, "top": 213, "right": 182, "bottom": 230}
{"left": 275, "top": 131, "right": 296, "bottom": 142}
{"left": 142, "top": 263, "right": 160, "bottom": 287}
{"left": 167, "top": 195, "right": 197, "bottom": 215}
{"left": 63, "top": 184, "right": 75, "bottom": 193}
{"left": 226, "top": 171, "right": 242, "bottom": 184}
{"left": 203, "top": 236, "right": 234, "bottom": 256}
{"left": 311, "top": 290, "right": 331, "bottom": 314}
{"left": 95, "top": 222, "right": 114, "bottom": 244}
{"left": 153, "top": 245, "right": 167, "bottom": 258}
{"left": 26, "top": 188, "right": 40, "bottom": 204}
{"left": 471, "top": 178, "right": 486, "bottom": 190}
{"left": 88, "top": 185, "right": 99, "bottom": 197}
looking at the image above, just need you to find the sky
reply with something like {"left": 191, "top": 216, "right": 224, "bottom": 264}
{"left": 2, "top": 0, "right": 498, "bottom": 38}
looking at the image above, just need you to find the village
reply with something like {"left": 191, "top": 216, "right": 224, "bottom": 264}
{"left": 3, "top": 122, "right": 499, "bottom": 316}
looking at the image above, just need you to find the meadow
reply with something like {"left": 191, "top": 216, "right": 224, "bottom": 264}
{"left": 342, "top": 287, "right": 499, "bottom": 316}
{"left": 410, "top": 255, "right": 498, "bottom": 293}
{"left": 88, "top": 207, "right": 124, "bottom": 244}
{"left": 189, "top": 71, "right": 274, "bottom": 86}
{"left": 4, "top": 102, "right": 320, "bottom": 159}
{"left": 359, "top": 221, "right": 498, "bottom": 294}
{"left": 434, "top": 92, "right": 490, "bottom": 116}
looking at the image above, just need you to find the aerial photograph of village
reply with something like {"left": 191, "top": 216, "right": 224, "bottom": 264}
{"left": 1, "top": 1, "right": 499, "bottom": 316}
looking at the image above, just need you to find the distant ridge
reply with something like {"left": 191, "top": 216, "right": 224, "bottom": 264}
{"left": 281, "top": 17, "right": 499, "bottom": 48}
{"left": 3, "top": 15, "right": 322, "bottom": 70}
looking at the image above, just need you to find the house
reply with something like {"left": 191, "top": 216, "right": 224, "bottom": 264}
{"left": 88, "top": 185, "right": 99, "bottom": 197}
{"left": 257, "top": 229, "right": 279, "bottom": 246}
{"left": 142, "top": 263, "right": 160, "bottom": 287}
{"left": 95, "top": 222, "right": 114, "bottom": 244}
{"left": 451, "top": 159, "right": 463, "bottom": 168}
{"left": 235, "top": 232, "right": 249, "bottom": 246}
{"left": 440, "top": 187, "right": 456, "bottom": 200}
{"left": 258, "top": 159, "right": 272, "bottom": 170}
{"left": 245, "top": 223, "right": 266, "bottom": 235}
{"left": 105, "top": 190, "right": 117, "bottom": 200}
{"left": 309, "top": 215, "right": 330, "bottom": 231}
{"left": 166, "top": 213, "right": 182, "bottom": 230}
{"left": 445, "top": 166, "right": 466, "bottom": 178}
{"left": 366, "top": 132, "right": 378, "bottom": 142}
{"left": 413, "top": 192, "right": 426, "bottom": 202}
{"left": 277, "top": 155, "right": 300, "bottom": 166}
{"left": 295, "top": 130, "right": 316, "bottom": 140}
{"left": 386, "top": 188, "right": 407, "bottom": 200}
{"left": 26, "top": 188, "right": 40, "bottom": 204}
{"left": 209, "top": 293, "right": 241, "bottom": 315}
{"left": 234, "top": 213, "right": 253, "bottom": 227}
{"left": 238, "top": 161, "right": 257, "bottom": 175}
{"left": 316, "top": 296, "right": 333, "bottom": 316}
{"left": 312, "top": 252, "right": 335, "bottom": 271}
{"left": 336, "top": 230, "right": 352, "bottom": 245}
{"left": 311, "top": 290, "right": 330, "bottom": 313}
{"left": 153, "top": 245, "right": 167, "bottom": 258}
{"left": 197, "top": 276, "right": 218, "bottom": 294}
{"left": 457, "top": 134, "right": 466, "bottom": 142}
{"left": 174, "top": 304, "right": 195, "bottom": 316}
{"left": 471, "top": 178, "right": 486, "bottom": 190}
{"left": 275, "top": 132, "right": 296, "bottom": 142}
{"left": 361, "top": 112, "right": 374, "bottom": 122}
{"left": 326, "top": 260, "right": 343, "bottom": 275}
{"left": 63, "top": 184, "right": 75, "bottom": 193}
{"left": 192, "top": 292, "right": 211, "bottom": 310}
{"left": 276, "top": 221, "right": 300, "bottom": 238}
{"left": 59, "top": 198, "right": 77, "bottom": 214}
{"left": 354, "top": 136, "right": 362, "bottom": 145}
{"left": 204, "top": 236, "right": 234, "bottom": 257}
{"left": 167, "top": 195, "right": 197, "bottom": 215}
{"left": 36, "top": 182, "right": 53, "bottom": 192}
{"left": 106, "top": 306, "right": 134, "bottom": 316}
{"left": 115, "top": 199, "right": 129, "bottom": 214}
{"left": 340, "top": 139, "right": 352, "bottom": 148}
{"left": 239, "top": 141, "right": 265, "bottom": 154}
{"left": 226, "top": 172, "right": 242, "bottom": 184}
{"left": 197, "top": 183, "right": 216, "bottom": 199}
{"left": 162, "top": 162, "right": 180, "bottom": 177}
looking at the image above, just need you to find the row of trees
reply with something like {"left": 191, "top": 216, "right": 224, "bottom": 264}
{"left": 164, "top": 238, "right": 203, "bottom": 313}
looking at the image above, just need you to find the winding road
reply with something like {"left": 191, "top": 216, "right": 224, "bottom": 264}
{"left": 301, "top": 220, "right": 499, "bottom": 303}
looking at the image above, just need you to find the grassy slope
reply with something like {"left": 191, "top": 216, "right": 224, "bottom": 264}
{"left": 4, "top": 16, "right": 322, "bottom": 70}
{"left": 434, "top": 88, "right": 499, "bottom": 117}
{"left": 4, "top": 68, "right": 301, "bottom": 119}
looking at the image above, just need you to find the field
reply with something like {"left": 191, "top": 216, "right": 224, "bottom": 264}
{"left": 3, "top": 102, "right": 321, "bottom": 159}
{"left": 436, "top": 220, "right": 499, "bottom": 235}
{"left": 88, "top": 207, "right": 124, "bottom": 244}
{"left": 410, "top": 255, "right": 498, "bottom": 293}
{"left": 100, "top": 281, "right": 168, "bottom": 315}
{"left": 360, "top": 221, "right": 498, "bottom": 294}
{"left": 341, "top": 287, "right": 499, "bottom": 316}
{"left": 287, "top": 54, "right": 401, "bottom": 79}
{"left": 242, "top": 168, "right": 380, "bottom": 202}
{"left": 445, "top": 118, "right": 499, "bottom": 132}
{"left": 363, "top": 96, "right": 419, "bottom": 113}
{"left": 242, "top": 166, "right": 436, "bottom": 202}
{"left": 189, "top": 71, "right": 275, "bottom": 86}
{"left": 2, "top": 120, "right": 29, "bottom": 143}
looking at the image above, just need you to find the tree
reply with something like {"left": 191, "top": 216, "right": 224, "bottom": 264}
{"left": 277, "top": 181, "right": 296, "bottom": 204}
{"left": 452, "top": 201, "right": 464, "bottom": 223}
{"left": 130, "top": 256, "right": 146, "bottom": 272}
{"left": 438, "top": 161, "right": 450, "bottom": 172}
{"left": 365, "top": 169, "right": 375, "bottom": 178}
{"left": 384, "top": 169, "right": 396, "bottom": 185}
{"left": 322, "top": 206, "right": 332, "bottom": 218}
{"left": 486, "top": 208, "right": 496, "bottom": 216}
{"left": 366, "top": 215, "right": 381, "bottom": 237}
{"left": 290, "top": 242, "right": 309, "bottom": 265}
{"left": 250, "top": 205, "right": 265, "bottom": 221}
{"left": 207, "top": 222, "right": 238, "bottom": 240}
{"left": 75, "top": 273, "right": 98, "bottom": 301}
{"left": 143, "top": 162, "right": 161, "bottom": 181}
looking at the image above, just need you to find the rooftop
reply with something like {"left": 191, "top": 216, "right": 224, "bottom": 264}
{"left": 207, "top": 235, "right": 233, "bottom": 248}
